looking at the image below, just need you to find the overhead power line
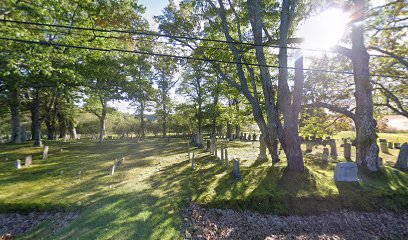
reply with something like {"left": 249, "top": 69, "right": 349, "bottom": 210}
{"left": 0, "top": 36, "right": 405, "bottom": 80}
{"left": 0, "top": 19, "right": 395, "bottom": 58}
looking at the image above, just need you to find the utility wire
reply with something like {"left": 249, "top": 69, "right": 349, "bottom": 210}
{"left": 0, "top": 19, "right": 397, "bottom": 59}
{"left": 1, "top": 36, "right": 406, "bottom": 80}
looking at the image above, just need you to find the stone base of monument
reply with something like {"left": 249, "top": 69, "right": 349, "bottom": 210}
{"left": 334, "top": 162, "right": 359, "bottom": 182}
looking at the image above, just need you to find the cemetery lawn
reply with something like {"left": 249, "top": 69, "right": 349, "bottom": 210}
{"left": 0, "top": 134, "right": 407, "bottom": 239}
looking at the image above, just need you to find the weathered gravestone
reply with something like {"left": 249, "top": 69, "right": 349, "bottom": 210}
{"left": 388, "top": 142, "right": 393, "bottom": 149}
{"left": 380, "top": 141, "right": 389, "bottom": 154}
{"left": 334, "top": 162, "right": 359, "bottom": 182}
{"left": 394, "top": 143, "right": 408, "bottom": 171}
{"left": 322, "top": 148, "right": 329, "bottom": 163}
{"left": 328, "top": 139, "right": 338, "bottom": 160}
{"left": 243, "top": 133, "right": 247, "bottom": 141}
{"left": 395, "top": 143, "right": 401, "bottom": 149}
{"left": 15, "top": 160, "right": 21, "bottom": 169}
{"left": 252, "top": 134, "right": 257, "bottom": 141}
{"left": 248, "top": 134, "right": 252, "bottom": 141}
{"left": 257, "top": 135, "right": 268, "bottom": 161}
{"left": 25, "top": 155, "right": 32, "bottom": 166}
{"left": 232, "top": 158, "right": 241, "bottom": 179}
{"left": 229, "top": 133, "right": 234, "bottom": 141}
{"left": 110, "top": 164, "right": 115, "bottom": 175}
{"left": 221, "top": 144, "right": 224, "bottom": 163}
{"left": 42, "top": 146, "right": 49, "bottom": 160}
{"left": 225, "top": 148, "right": 229, "bottom": 169}
{"left": 343, "top": 143, "right": 351, "bottom": 160}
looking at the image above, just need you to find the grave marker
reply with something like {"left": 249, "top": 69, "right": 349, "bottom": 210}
{"left": 188, "top": 142, "right": 191, "bottom": 160}
{"left": 221, "top": 144, "right": 224, "bottom": 163}
{"left": 110, "top": 165, "right": 115, "bottom": 175}
{"left": 343, "top": 143, "right": 351, "bottom": 160}
{"left": 42, "top": 146, "right": 49, "bottom": 160}
{"left": 15, "top": 160, "right": 21, "bottom": 169}
{"left": 334, "top": 162, "right": 359, "bottom": 182}
{"left": 394, "top": 143, "right": 408, "bottom": 171}
{"left": 322, "top": 148, "right": 329, "bottom": 163}
{"left": 329, "top": 139, "right": 338, "bottom": 160}
{"left": 25, "top": 155, "right": 32, "bottom": 166}
{"left": 191, "top": 152, "right": 195, "bottom": 170}
{"left": 305, "top": 141, "right": 313, "bottom": 153}
{"left": 380, "top": 141, "right": 389, "bottom": 154}
{"left": 388, "top": 142, "right": 393, "bottom": 149}
{"left": 225, "top": 148, "right": 229, "bottom": 169}
{"left": 395, "top": 143, "right": 401, "bottom": 149}
{"left": 257, "top": 135, "right": 268, "bottom": 161}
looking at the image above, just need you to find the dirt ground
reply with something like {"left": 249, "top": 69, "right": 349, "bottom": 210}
{"left": 190, "top": 204, "right": 408, "bottom": 240}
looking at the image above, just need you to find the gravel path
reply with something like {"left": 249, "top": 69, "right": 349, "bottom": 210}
{"left": 190, "top": 204, "right": 408, "bottom": 240}
{"left": 0, "top": 212, "right": 78, "bottom": 239}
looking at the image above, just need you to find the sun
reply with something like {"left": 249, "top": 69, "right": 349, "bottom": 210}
{"left": 301, "top": 8, "right": 350, "bottom": 51}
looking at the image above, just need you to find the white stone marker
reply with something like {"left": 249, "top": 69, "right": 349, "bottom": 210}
{"left": 110, "top": 165, "right": 115, "bottom": 175}
{"left": 42, "top": 146, "right": 49, "bottom": 160}
{"left": 380, "top": 141, "right": 389, "bottom": 154}
{"left": 25, "top": 155, "right": 32, "bottom": 166}
{"left": 15, "top": 160, "right": 21, "bottom": 169}
{"left": 394, "top": 143, "right": 408, "bottom": 171}
{"left": 257, "top": 135, "right": 268, "bottom": 161}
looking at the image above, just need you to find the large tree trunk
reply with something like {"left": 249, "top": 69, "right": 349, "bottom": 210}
{"left": 68, "top": 120, "right": 77, "bottom": 140}
{"left": 31, "top": 89, "right": 42, "bottom": 147}
{"left": 162, "top": 102, "right": 167, "bottom": 137}
{"left": 140, "top": 100, "right": 145, "bottom": 139}
{"left": 277, "top": 0, "right": 304, "bottom": 172}
{"left": 58, "top": 112, "right": 67, "bottom": 140}
{"left": 99, "top": 97, "right": 107, "bottom": 143}
{"left": 351, "top": 0, "right": 379, "bottom": 171}
{"left": 10, "top": 88, "right": 21, "bottom": 144}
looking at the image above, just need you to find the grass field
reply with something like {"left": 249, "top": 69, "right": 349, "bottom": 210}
{"left": 0, "top": 133, "right": 407, "bottom": 239}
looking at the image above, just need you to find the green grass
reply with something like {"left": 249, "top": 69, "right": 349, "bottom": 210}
{"left": 0, "top": 136, "right": 407, "bottom": 239}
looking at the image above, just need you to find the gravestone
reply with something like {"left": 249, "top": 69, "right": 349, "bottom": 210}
{"left": 243, "top": 133, "right": 247, "bottom": 141}
{"left": 191, "top": 152, "right": 195, "bottom": 170}
{"left": 25, "top": 155, "right": 32, "bottom": 166}
{"left": 394, "top": 143, "right": 408, "bottom": 171}
{"left": 395, "top": 143, "right": 401, "bottom": 149}
{"left": 42, "top": 146, "right": 49, "bottom": 160}
{"left": 15, "top": 160, "right": 21, "bottom": 169}
{"left": 206, "top": 140, "right": 211, "bottom": 152}
{"left": 322, "top": 148, "right": 329, "bottom": 163}
{"left": 214, "top": 143, "right": 218, "bottom": 159}
{"left": 388, "top": 142, "right": 393, "bottom": 149}
{"left": 110, "top": 165, "right": 115, "bottom": 175}
{"left": 232, "top": 158, "right": 241, "bottom": 179}
{"left": 20, "top": 126, "right": 27, "bottom": 143}
{"left": 380, "top": 141, "right": 389, "bottom": 154}
{"left": 229, "top": 133, "right": 234, "bottom": 141}
{"left": 225, "top": 148, "right": 229, "bottom": 169}
{"left": 305, "top": 141, "right": 313, "bottom": 153}
{"left": 334, "top": 162, "right": 359, "bottom": 182}
{"left": 221, "top": 144, "right": 224, "bottom": 163}
{"left": 343, "top": 143, "right": 351, "bottom": 160}
{"left": 248, "top": 134, "right": 252, "bottom": 141}
{"left": 252, "top": 134, "right": 257, "bottom": 141}
{"left": 328, "top": 139, "right": 338, "bottom": 160}
{"left": 257, "top": 135, "right": 268, "bottom": 161}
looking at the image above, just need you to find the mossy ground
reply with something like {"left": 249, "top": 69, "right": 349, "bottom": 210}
{"left": 0, "top": 132, "right": 407, "bottom": 239}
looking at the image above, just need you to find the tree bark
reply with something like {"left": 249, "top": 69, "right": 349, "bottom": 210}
{"left": 58, "top": 112, "right": 67, "bottom": 140}
{"left": 162, "top": 101, "right": 167, "bottom": 137}
{"left": 68, "top": 120, "right": 77, "bottom": 140}
{"left": 140, "top": 100, "right": 145, "bottom": 139}
{"left": 31, "top": 88, "right": 42, "bottom": 147}
{"left": 351, "top": 0, "right": 379, "bottom": 171}
{"left": 277, "top": 0, "right": 304, "bottom": 172}
{"left": 99, "top": 97, "right": 107, "bottom": 143}
{"left": 10, "top": 88, "right": 21, "bottom": 144}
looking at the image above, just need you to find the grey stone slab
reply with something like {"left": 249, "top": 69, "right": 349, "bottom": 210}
{"left": 334, "top": 162, "right": 359, "bottom": 182}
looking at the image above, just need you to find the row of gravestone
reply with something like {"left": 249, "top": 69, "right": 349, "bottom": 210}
{"left": 188, "top": 141, "right": 241, "bottom": 179}
{"left": 14, "top": 146, "right": 49, "bottom": 169}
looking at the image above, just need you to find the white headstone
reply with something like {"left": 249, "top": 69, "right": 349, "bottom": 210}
{"left": 25, "top": 155, "right": 32, "bottom": 166}
{"left": 15, "top": 160, "right": 21, "bottom": 169}
{"left": 334, "top": 162, "right": 359, "bottom": 182}
{"left": 42, "top": 146, "right": 49, "bottom": 160}
{"left": 110, "top": 165, "right": 115, "bottom": 175}
{"left": 257, "top": 135, "right": 268, "bottom": 161}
